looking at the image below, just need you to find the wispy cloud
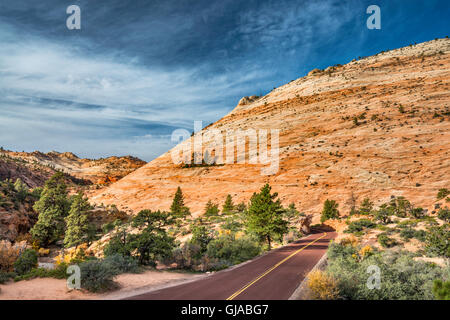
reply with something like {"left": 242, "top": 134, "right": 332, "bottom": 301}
{"left": 0, "top": 20, "right": 270, "bottom": 160}
{"left": 0, "top": 0, "right": 447, "bottom": 160}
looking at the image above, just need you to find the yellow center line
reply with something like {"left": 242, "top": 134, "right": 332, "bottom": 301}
{"left": 226, "top": 232, "right": 327, "bottom": 300}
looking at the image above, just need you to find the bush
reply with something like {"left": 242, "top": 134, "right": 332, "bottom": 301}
{"left": 205, "top": 234, "right": 261, "bottom": 269}
{"left": 399, "top": 228, "right": 415, "bottom": 241}
{"left": 377, "top": 233, "right": 398, "bottom": 248}
{"left": 0, "top": 240, "right": 27, "bottom": 272}
{"left": 171, "top": 243, "right": 203, "bottom": 269}
{"left": 437, "top": 188, "right": 450, "bottom": 200}
{"left": 14, "top": 249, "right": 38, "bottom": 275}
{"left": 79, "top": 259, "right": 118, "bottom": 292}
{"left": 432, "top": 280, "right": 450, "bottom": 300}
{"left": 0, "top": 272, "right": 15, "bottom": 284}
{"left": 103, "top": 254, "right": 140, "bottom": 274}
{"left": 327, "top": 243, "right": 449, "bottom": 299}
{"left": 400, "top": 228, "right": 427, "bottom": 242}
{"left": 307, "top": 270, "right": 340, "bottom": 300}
{"left": 425, "top": 225, "right": 450, "bottom": 258}
{"left": 102, "top": 221, "right": 115, "bottom": 234}
{"left": 345, "top": 219, "right": 376, "bottom": 234}
{"left": 437, "top": 208, "right": 450, "bottom": 223}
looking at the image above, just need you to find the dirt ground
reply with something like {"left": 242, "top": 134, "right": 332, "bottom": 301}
{"left": 0, "top": 270, "right": 200, "bottom": 300}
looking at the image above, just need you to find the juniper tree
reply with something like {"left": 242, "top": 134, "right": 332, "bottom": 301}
{"left": 245, "top": 184, "right": 288, "bottom": 250}
{"left": 359, "top": 198, "right": 374, "bottom": 215}
{"left": 30, "top": 172, "right": 70, "bottom": 246}
{"left": 130, "top": 209, "right": 175, "bottom": 266}
{"left": 64, "top": 193, "right": 92, "bottom": 248}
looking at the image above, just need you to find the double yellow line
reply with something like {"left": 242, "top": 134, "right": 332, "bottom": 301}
{"left": 226, "top": 233, "right": 327, "bottom": 300}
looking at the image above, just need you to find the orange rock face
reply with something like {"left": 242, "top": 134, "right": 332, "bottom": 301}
{"left": 0, "top": 150, "right": 146, "bottom": 187}
{"left": 91, "top": 39, "right": 450, "bottom": 223}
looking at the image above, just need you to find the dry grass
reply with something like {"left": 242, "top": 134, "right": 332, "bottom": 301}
{"left": 307, "top": 270, "right": 340, "bottom": 300}
{"left": 0, "top": 240, "right": 27, "bottom": 272}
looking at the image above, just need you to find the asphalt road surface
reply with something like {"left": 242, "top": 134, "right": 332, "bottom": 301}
{"left": 125, "top": 231, "right": 336, "bottom": 300}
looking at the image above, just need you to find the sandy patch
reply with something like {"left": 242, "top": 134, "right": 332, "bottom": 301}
{"left": 0, "top": 270, "right": 199, "bottom": 300}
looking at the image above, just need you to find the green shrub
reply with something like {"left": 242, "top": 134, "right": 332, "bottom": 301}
{"left": 102, "top": 221, "right": 115, "bottom": 234}
{"left": 0, "top": 272, "right": 15, "bottom": 284}
{"left": 345, "top": 219, "right": 376, "bottom": 234}
{"left": 206, "top": 235, "right": 261, "bottom": 269}
{"left": 377, "top": 233, "right": 398, "bottom": 248}
{"left": 327, "top": 243, "right": 449, "bottom": 300}
{"left": 413, "top": 230, "right": 427, "bottom": 242}
{"left": 410, "top": 208, "right": 424, "bottom": 218}
{"left": 432, "top": 280, "right": 450, "bottom": 300}
{"left": 189, "top": 225, "right": 212, "bottom": 256}
{"left": 437, "top": 208, "right": 450, "bottom": 223}
{"left": 358, "top": 198, "right": 374, "bottom": 215}
{"left": 103, "top": 230, "right": 132, "bottom": 258}
{"left": 79, "top": 259, "right": 118, "bottom": 292}
{"left": 14, "top": 263, "right": 68, "bottom": 282}
{"left": 437, "top": 188, "right": 450, "bottom": 200}
{"left": 399, "top": 228, "right": 414, "bottom": 241}
{"left": 103, "top": 254, "right": 140, "bottom": 274}
{"left": 425, "top": 225, "right": 450, "bottom": 258}
{"left": 171, "top": 243, "right": 203, "bottom": 269}
{"left": 399, "top": 228, "right": 426, "bottom": 242}
{"left": 14, "top": 249, "right": 38, "bottom": 275}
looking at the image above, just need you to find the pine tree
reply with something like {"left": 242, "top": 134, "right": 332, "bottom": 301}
{"left": 170, "top": 187, "right": 190, "bottom": 218}
{"left": 320, "top": 199, "right": 340, "bottom": 223}
{"left": 245, "top": 184, "right": 288, "bottom": 250}
{"left": 222, "top": 194, "right": 234, "bottom": 215}
{"left": 30, "top": 172, "right": 70, "bottom": 246}
{"left": 204, "top": 200, "right": 219, "bottom": 217}
{"left": 64, "top": 193, "right": 92, "bottom": 248}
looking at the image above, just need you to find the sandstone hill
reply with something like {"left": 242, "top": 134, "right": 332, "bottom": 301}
{"left": 0, "top": 149, "right": 146, "bottom": 188}
{"left": 91, "top": 38, "right": 450, "bottom": 222}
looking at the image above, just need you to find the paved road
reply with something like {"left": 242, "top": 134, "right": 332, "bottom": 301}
{"left": 125, "top": 231, "right": 336, "bottom": 300}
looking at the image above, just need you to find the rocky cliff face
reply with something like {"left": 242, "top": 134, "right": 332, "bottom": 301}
{"left": 91, "top": 38, "right": 450, "bottom": 222}
{"left": 0, "top": 150, "right": 146, "bottom": 188}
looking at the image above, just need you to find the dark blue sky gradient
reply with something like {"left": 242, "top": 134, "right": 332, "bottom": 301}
{"left": 0, "top": 0, "right": 449, "bottom": 160}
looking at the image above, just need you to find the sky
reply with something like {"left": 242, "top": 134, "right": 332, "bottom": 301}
{"left": 0, "top": 0, "right": 449, "bottom": 161}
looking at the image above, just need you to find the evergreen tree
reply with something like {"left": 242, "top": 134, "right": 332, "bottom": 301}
{"left": 170, "top": 187, "right": 190, "bottom": 218}
{"left": 14, "top": 178, "right": 28, "bottom": 202}
{"left": 64, "top": 193, "right": 91, "bottom": 248}
{"left": 190, "top": 219, "right": 212, "bottom": 254}
{"left": 359, "top": 198, "right": 373, "bottom": 215}
{"left": 245, "top": 184, "right": 288, "bottom": 250}
{"left": 30, "top": 172, "right": 70, "bottom": 246}
{"left": 130, "top": 209, "right": 175, "bottom": 266}
{"left": 204, "top": 200, "right": 219, "bottom": 217}
{"left": 320, "top": 199, "right": 340, "bottom": 223}
{"left": 222, "top": 194, "right": 234, "bottom": 215}
{"left": 284, "top": 203, "right": 300, "bottom": 219}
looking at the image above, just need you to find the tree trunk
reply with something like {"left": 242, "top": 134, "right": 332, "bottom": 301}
{"left": 267, "top": 235, "right": 271, "bottom": 250}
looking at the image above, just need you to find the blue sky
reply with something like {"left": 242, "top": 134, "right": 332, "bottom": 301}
{"left": 0, "top": 0, "right": 449, "bottom": 161}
